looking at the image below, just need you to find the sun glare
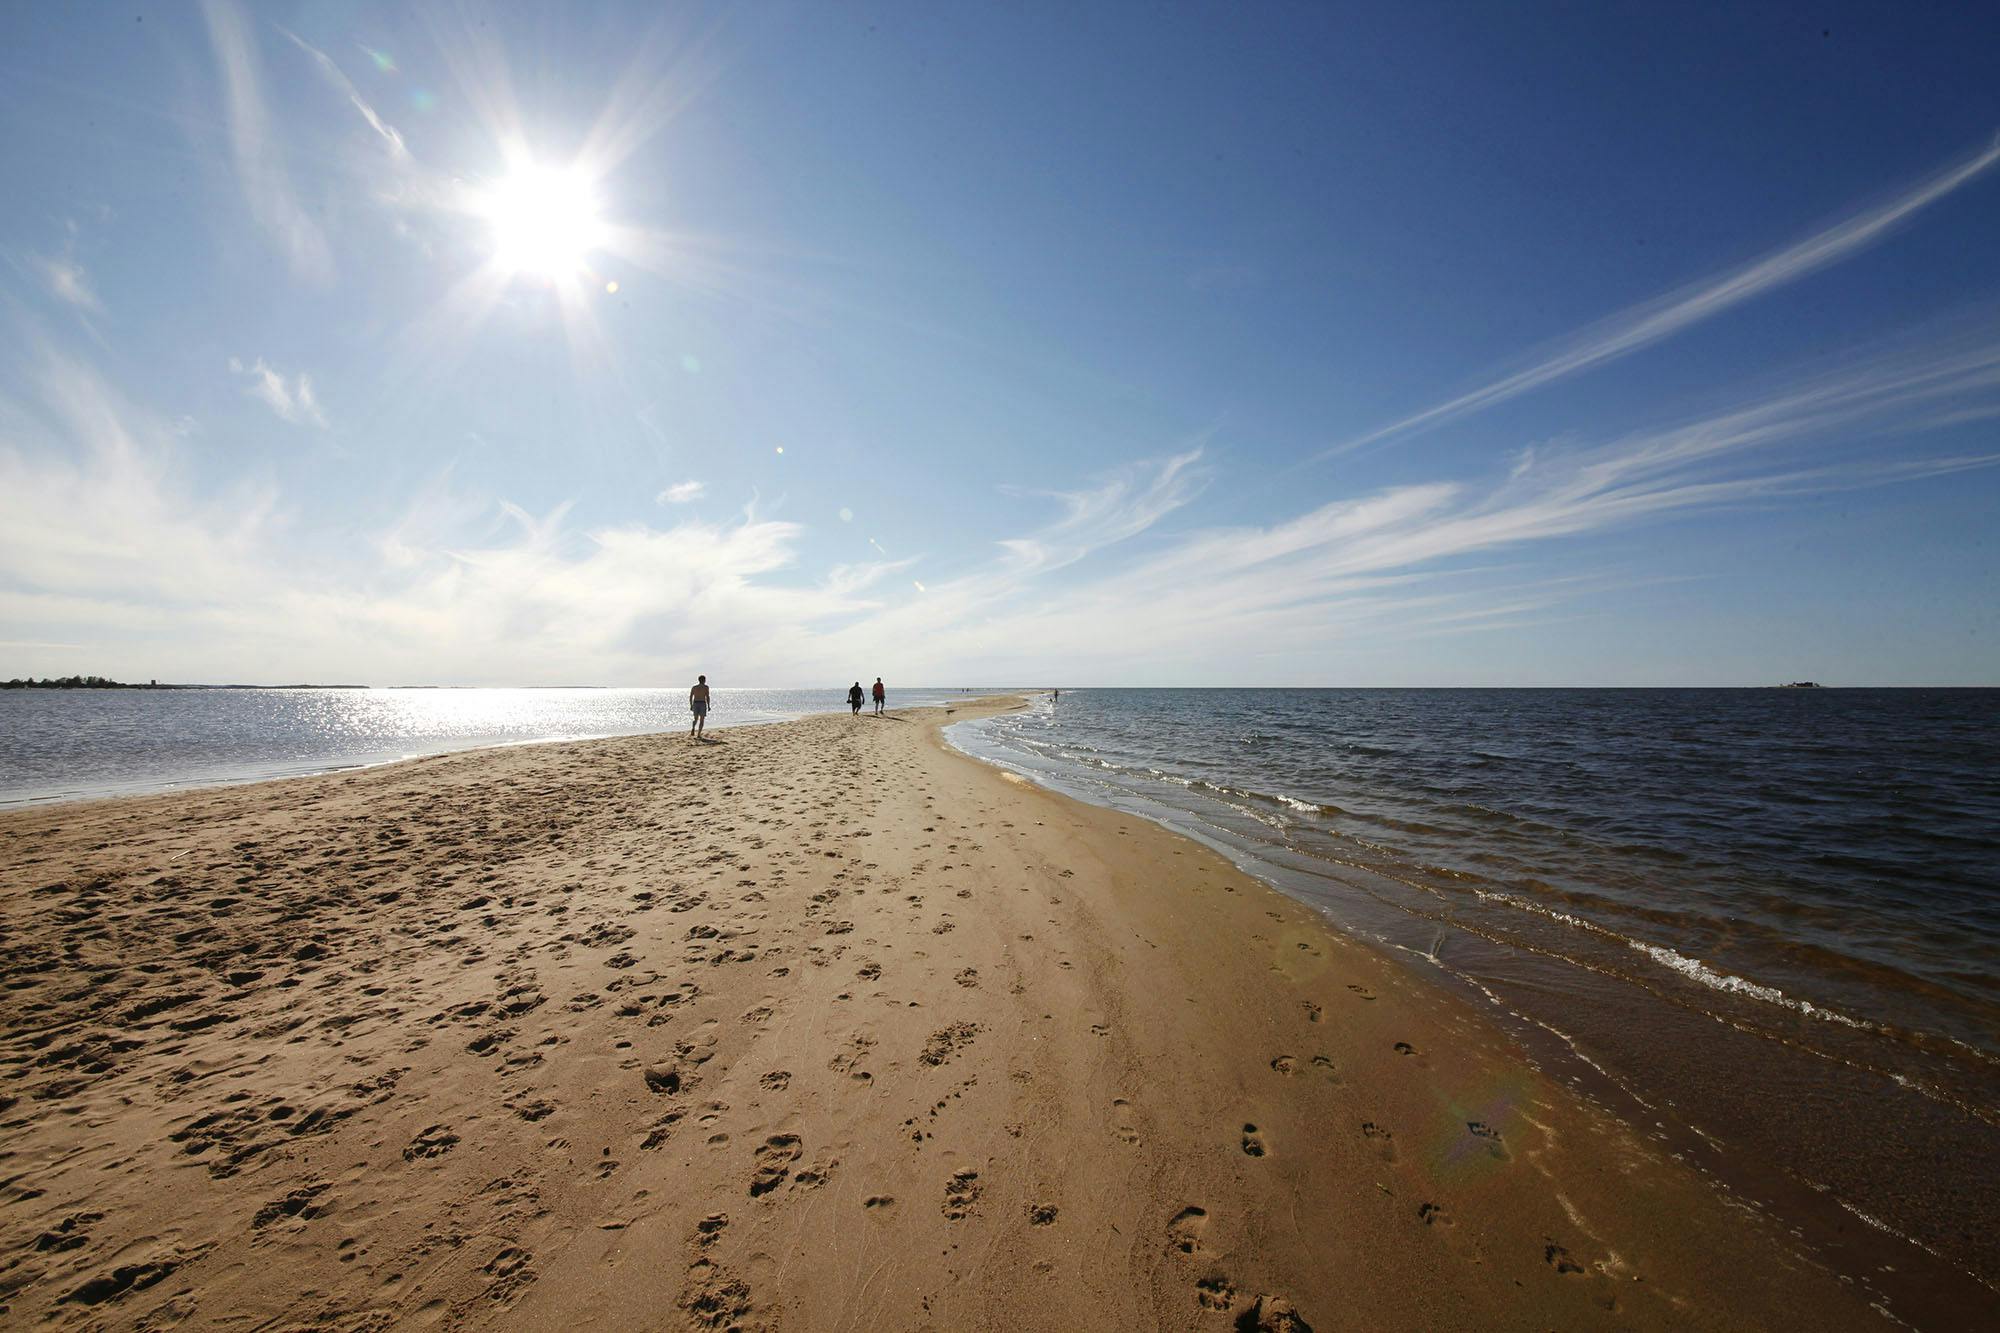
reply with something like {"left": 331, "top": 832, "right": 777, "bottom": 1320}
{"left": 475, "top": 157, "right": 607, "bottom": 283}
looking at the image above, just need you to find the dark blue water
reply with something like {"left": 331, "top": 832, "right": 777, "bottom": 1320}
{"left": 951, "top": 688, "right": 2000, "bottom": 1309}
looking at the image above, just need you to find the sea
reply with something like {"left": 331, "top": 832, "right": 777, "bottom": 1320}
{"left": 3, "top": 684, "right": 1995, "bottom": 1317}
{"left": 948, "top": 688, "right": 2000, "bottom": 1321}
{"left": 0, "top": 685, "right": 988, "bottom": 807}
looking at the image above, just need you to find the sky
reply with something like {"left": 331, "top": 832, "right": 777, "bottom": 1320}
{"left": 1, "top": 2, "right": 1997, "bottom": 687}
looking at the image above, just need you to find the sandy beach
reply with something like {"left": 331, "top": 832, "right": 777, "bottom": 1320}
{"left": 0, "top": 697, "right": 1901, "bottom": 1330}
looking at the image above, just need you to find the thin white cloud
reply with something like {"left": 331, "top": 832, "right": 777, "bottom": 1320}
{"left": 822, "top": 557, "right": 916, "bottom": 597}
{"left": 5, "top": 323, "right": 1996, "bottom": 685}
{"left": 200, "top": 0, "right": 333, "bottom": 283}
{"left": 19, "top": 219, "right": 104, "bottom": 318}
{"left": 814, "top": 326, "right": 2000, "bottom": 680}
{"left": 1328, "top": 133, "right": 2000, "bottom": 458}
{"left": 281, "top": 28, "right": 409, "bottom": 160}
{"left": 656, "top": 480, "right": 705, "bottom": 504}
{"left": 36, "top": 255, "right": 101, "bottom": 314}
{"left": 2, "top": 349, "right": 281, "bottom": 621}
{"left": 996, "top": 449, "right": 1205, "bottom": 574}
{"left": 229, "top": 356, "right": 329, "bottom": 428}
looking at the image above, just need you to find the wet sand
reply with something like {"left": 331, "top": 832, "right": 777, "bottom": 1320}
{"left": 0, "top": 697, "right": 1899, "bottom": 1329}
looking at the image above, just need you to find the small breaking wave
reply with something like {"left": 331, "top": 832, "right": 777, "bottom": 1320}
{"left": 1627, "top": 941, "right": 1874, "bottom": 1031}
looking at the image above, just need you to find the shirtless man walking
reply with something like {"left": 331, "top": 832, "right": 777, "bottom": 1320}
{"left": 689, "top": 674, "right": 711, "bottom": 738}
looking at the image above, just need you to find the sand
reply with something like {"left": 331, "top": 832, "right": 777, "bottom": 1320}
{"left": 0, "top": 697, "right": 1896, "bottom": 1330}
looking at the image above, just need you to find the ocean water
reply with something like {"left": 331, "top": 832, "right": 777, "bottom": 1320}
{"left": 950, "top": 688, "right": 2000, "bottom": 1313}
{"left": 0, "top": 685, "right": 993, "bottom": 806}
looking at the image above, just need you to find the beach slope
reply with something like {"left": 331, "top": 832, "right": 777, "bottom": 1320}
{"left": 0, "top": 698, "right": 1889, "bottom": 1329}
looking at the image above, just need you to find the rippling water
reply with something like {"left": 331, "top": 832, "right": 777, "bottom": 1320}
{"left": 0, "top": 686, "right": 991, "bottom": 806}
{"left": 950, "top": 688, "right": 2000, "bottom": 1313}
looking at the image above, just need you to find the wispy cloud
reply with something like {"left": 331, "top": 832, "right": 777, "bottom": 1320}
{"left": 15, "top": 219, "right": 105, "bottom": 321}
{"left": 819, "top": 325, "right": 2000, "bottom": 680}
{"left": 35, "top": 251, "right": 101, "bottom": 314}
{"left": 229, "top": 356, "right": 328, "bottom": 427}
{"left": 200, "top": 0, "right": 333, "bottom": 283}
{"left": 656, "top": 480, "right": 705, "bottom": 505}
{"left": 5, "top": 322, "right": 1995, "bottom": 685}
{"left": 281, "top": 28, "right": 408, "bottom": 160}
{"left": 2, "top": 349, "right": 280, "bottom": 623}
{"left": 1328, "top": 133, "right": 2000, "bottom": 458}
{"left": 996, "top": 449, "right": 1205, "bottom": 575}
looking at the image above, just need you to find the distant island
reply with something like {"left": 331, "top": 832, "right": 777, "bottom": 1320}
{"left": 1774, "top": 681, "right": 1824, "bottom": 689}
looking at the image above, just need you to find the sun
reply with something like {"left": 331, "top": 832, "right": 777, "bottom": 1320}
{"left": 474, "top": 155, "right": 608, "bottom": 283}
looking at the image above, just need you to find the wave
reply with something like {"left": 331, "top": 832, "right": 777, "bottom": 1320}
{"left": 1625, "top": 941, "right": 1876, "bottom": 1031}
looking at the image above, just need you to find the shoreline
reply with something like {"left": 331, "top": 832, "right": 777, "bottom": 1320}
{"left": 948, "top": 698, "right": 2000, "bottom": 1317}
{"left": 0, "top": 698, "right": 1943, "bottom": 1328}
{"left": 0, "top": 701, "right": 885, "bottom": 812}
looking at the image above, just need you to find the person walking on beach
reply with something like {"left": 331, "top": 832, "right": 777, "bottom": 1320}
{"left": 689, "top": 674, "right": 711, "bottom": 739}
{"left": 848, "top": 681, "right": 864, "bottom": 715}
{"left": 872, "top": 677, "right": 886, "bottom": 715}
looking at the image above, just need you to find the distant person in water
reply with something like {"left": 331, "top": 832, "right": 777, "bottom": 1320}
{"left": 848, "top": 681, "right": 864, "bottom": 715}
{"left": 689, "top": 674, "right": 710, "bottom": 738}
{"left": 872, "top": 677, "right": 886, "bottom": 715}
{"left": 1053, "top": 689, "right": 1059, "bottom": 705}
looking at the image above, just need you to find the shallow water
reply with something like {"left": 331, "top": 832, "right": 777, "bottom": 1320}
{"left": 950, "top": 688, "right": 2000, "bottom": 1313}
{"left": 0, "top": 685, "right": 993, "bottom": 806}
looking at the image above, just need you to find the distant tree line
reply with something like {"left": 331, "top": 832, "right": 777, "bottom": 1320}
{"left": 2, "top": 675, "right": 146, "bottom": 689}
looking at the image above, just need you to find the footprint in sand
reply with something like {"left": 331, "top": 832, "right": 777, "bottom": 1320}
{"left": 1301, "top": 1001, "right": 1323, "bottom": 1023}
{"left": 1240, "top": 1294, "right": 1315, "bottom": 1331}
{"left": 1027, "top": 1203, "right": 1059, "bottom": 1226}
{"left": 251, "top": 1182, "right": 329, "bottom": 1229}
{"left": 942, "top": 1170, "right": 981, "bottom": 1220}
{"left": 1240, "top": 1124, "right": 1267, "bottom": 1157}
{"left": 1393, "top": 1041, "right": 1418, "bottom": 1056}
{"left": 759, "top": 1070, "right": 791, "bottom": 1091}
{"left": 1545, "top": 1241, "right": 1586, "bottom": 1275}
{"left": 1110, "top": 1099, "right": 1141, "bottom": 1145}
{"left": 484, "top": 1246, "right": 529, "bottom": 1278}
{"left": 1270, "top": 1054, "right": 1297, "bottom": 1075}
{"left": 1466, "top": 1121, "right": 1510, "bottom": 1160}
{"left": 749, "top": 1135, "right": 802, "bottom": 1196}
{"left": 403, "top": 1124, "right": 459, "bottom": 1161}
{"left": 1360, "top": 1121, "right": 1397, "bottom": 1162}
{"left": 1196, "top": 1275, "right": 1236, "bottom": 1311}
{"left": 1166, "top": 1206, "right": 1208, "bottom": 1255}
{"left": 641, "top": 1108, "right": 685, "bottom": 1150}
{"left": 1418, "top": 1201, "right": 1453, "bottom": 1228}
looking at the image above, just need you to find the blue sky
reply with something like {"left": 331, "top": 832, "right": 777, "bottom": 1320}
{"left": 1, "top": 1, "right": 1996, "bottom": 685}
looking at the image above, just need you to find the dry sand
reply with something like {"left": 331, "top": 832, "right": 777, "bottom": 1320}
{"left": 0, "top": 697, "right": 1895, "bottom": 1330}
